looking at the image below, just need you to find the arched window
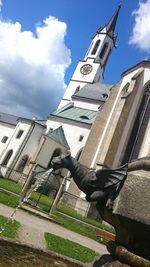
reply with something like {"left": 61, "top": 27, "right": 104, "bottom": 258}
{"left": 2, "top": 150, "right": 13, "bottom": 166}
{"left": 122, "top": 85, "right": 150, "bottom": 163}
{"left": 17, "top": 155, "right": 29, "bottom": 172}
{"left": 99, "top": 42, "right": 109, "bottom": 59}
{"left": 47, "top": 148, "right": 62, "bottom": 168}
{"left": 91, "top": 40, "right": 101, "bottom": 55}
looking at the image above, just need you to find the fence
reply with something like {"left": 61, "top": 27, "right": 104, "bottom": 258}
{"left": 0, "top": 164, "right": 101, "bottom": 220}
{"left": 60, "top": 191, "right": 91, "bottom": 217}
{"left": 0, "top": 165, "right": 28, "bottom": 185}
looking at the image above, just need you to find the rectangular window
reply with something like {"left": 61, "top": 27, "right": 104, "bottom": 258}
{"left": 79, "top": 135, "right": 84, "bottom": 142}
{"left": 1, "top": 136, "right": 8, "bottom": 143}
{"left": 16, "top": 130, "right": 24, "bottom": 139}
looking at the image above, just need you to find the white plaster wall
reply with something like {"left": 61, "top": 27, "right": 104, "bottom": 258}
{"left": 16, "top": 123, "right": 45, "bottom": 164}
{"left": 84, "top": 33, "right": 106, "bottom": 60}
{"left": 0, "top": 123, "right": 15, "bottom": 156}
{"left": 143, "top": 66, "right": 150, "bottom": 84}
{"left": 121, "top": 69, "right": 142, "bottom": 88}
{"left": 73, "top": 100, "right": 99, "bottom": 111}
{"left": 36, "top": 137, "right": 66, "bottom": 168}
{"left": 139, "top": 120, "right": 150, "bottom": 158}
{"left": 0, "top": 121, "right": 45, "bottom": 171}
{"left": 0, "top": 121, "right": 31, "bottom": 167}
{"left": 46, "top": 119, "right": 90, "bottom": 158}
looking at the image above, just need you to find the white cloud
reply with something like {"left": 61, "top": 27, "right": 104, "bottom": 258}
{"left": 129, "top": 0, "right": 150, "bottom": 52}
{"left": 0, "top": 16, "right": 71, "bottom": 118}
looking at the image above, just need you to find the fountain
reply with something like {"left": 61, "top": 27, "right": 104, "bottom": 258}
{"left": 0, "top": 238, "right": 83, "bottom": 267}
{"left": 51, "top": 153, "right": 150, "bottom": 267}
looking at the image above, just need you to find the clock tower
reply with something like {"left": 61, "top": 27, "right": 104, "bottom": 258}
{"left": 58, "top": 5, "right": 121, "bottom": 109}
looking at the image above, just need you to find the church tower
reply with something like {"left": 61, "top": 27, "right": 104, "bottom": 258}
{"left": 58, "top": 5, "right": 121, "bottom": 109}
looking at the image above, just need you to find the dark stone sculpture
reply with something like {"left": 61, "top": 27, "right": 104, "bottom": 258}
{"left": 52, "top": 154, "right": 150, "bottom": 266}
{"left": 52, "top": 153, "right": 128, "bottom": 204}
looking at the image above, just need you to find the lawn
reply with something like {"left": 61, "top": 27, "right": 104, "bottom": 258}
{"left": 0, "top": 178, "right": 22, "bottom": 194}
{"left": 0, "top": 190, "right": 19, "bottom": 208}
{"left": 0, "top": 215, "right": 20, "bottom": 238}
{"left": 0, "top": 178, "right": 114, "bottom": 231}
{"left": 45, "top": 232, "right": 98, "bottom": 263}
{"left": 0, "top": 178, "right": 114, "bottom": 245}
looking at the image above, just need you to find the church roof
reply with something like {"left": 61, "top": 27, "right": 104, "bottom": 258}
{"left": 0, "top": 112, "right": 18, "bottom": 126}
{"left": 72, "top": 82, "right": 112, "bottom": 102}
{"left": 47, "top": 126, "right": 70, "bottom": 149}
{"left": 50, "top": 104, "right": 97, "bottom": 125}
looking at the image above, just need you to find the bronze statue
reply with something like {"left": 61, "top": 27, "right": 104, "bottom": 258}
{"left": 51, "top": 153, "right": 128, "bottom": 203}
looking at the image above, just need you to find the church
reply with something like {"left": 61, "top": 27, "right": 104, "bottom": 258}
{"left": 0, "top": 6, "right": 149, "bottom": 216}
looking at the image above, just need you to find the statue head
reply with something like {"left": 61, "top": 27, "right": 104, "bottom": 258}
{"left": 51, "top": 151, "right": 71, "bottom": 171}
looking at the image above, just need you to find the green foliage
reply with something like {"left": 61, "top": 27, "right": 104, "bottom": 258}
{"left": 0, "top": 190, "right": 19, "bottom": 208}
{"left": 45, "top": 232, "right": 98, "bottom": 263}
{"left": 0, "top": 178, "right": 22, "bottom": 194}
{"left": 0, "top": 215, "right": 20, "bottom": 238}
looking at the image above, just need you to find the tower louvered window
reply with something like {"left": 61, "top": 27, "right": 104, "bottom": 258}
{"left": 99, "top": 42, "right": 109, "bottom": 59}
{"left": 91, "top": 40, "right": 101, "bottom": 55}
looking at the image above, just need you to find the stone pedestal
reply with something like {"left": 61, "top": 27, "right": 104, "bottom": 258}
{"left": 96, "top": 167, "right": 150, "bottom": 265}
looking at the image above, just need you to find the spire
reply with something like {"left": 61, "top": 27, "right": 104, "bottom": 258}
{"left": 97, "top": 4, "right": 121, "bottom": 41}
{"left": 106, "top": 4, "right": 121, "bottom": 36}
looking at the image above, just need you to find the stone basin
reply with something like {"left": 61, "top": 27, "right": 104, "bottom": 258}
{"left": 0, "top": 238, "right": 83, "bottom": 267}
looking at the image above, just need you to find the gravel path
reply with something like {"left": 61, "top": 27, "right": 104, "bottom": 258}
{"left": 0, "top": 203, "right": 107, "bottom": 255}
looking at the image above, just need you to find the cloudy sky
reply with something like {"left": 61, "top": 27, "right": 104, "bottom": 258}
{"left": 0, "top": 0, "right": 150, "bottom": 119}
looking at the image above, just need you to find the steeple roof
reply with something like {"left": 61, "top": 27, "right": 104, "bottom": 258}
{"left": 97, "top": 5, "right": 121, "bottom": 41}
{"left": 47, "top": 126, "right": 70, "bottom": 149}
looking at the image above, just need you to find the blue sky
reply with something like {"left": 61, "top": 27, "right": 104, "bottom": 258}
{"left": 0, "top": 0, "right": 150, "bottom": 118}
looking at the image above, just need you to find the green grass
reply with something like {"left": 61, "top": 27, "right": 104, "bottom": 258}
{"left": 51, "top": 213, "right": 108, "bottom": 245}
{"left": 0, "top": 178, "right": 114, "bottom": 241}
{"left": 0, "top": 190, "right": 19, "bottom": 208}
{"left": 45, "top": 232, "right": 98, "bottom": 263}
{"left": 30, "top": 191, "right": 53, "bottom": 210}
{"left": 0, "top": 215, "right": 20, "bottom": 238}
{"left": 0, "top": 178, "right": 22, "bottom": 194}
{"left": 57, "top": 203, "right": 115, "bottom": 233}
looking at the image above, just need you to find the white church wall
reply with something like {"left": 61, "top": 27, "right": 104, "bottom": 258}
{"left": 0, "top": 120, "right": 45, "bottom": 173}
{"left": 62, "top": 123, "right": 90, "bottom": 157}
{"left": 46, "top": 119, "right": 90, "bottom": 157}
{"left": 0, "top": 121, "right": 31, "bottom": 167}
{"left": 71, "top": 58, "right": 102, "bottom": 84}
{"left": 0, "top": 123, "right": 15, "bottom": 156}
{"left": 58, "top": 81, "right": 87, "bottom": 108}
{"left": 35, "top": 137, "right": 64, "bottom": 168}
{"left": 143, "top": 67, "right": 150, "bottom": 85}
{"left": 73, "top": 100, "right": 99, "bottom": 111}
{"left": 139, "top": 121, "right": 150, "bottom": 158}
{"left": 14, "top": 123, "right": 45, "bottom": 171}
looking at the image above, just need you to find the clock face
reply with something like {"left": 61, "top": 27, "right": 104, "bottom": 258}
{"left": 80, "top": 64, "right": 93, "bottom": 75}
